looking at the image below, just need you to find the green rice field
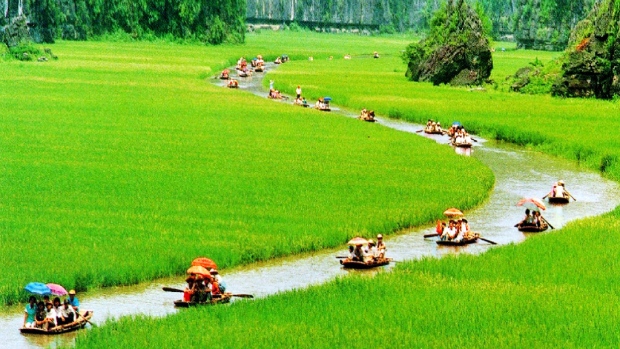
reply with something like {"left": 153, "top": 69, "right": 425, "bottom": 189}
{"left": 0, "top": 32, "right": 494, "bottom": 305}
{"left": 56, "top": 31, "right": 620, "bottom": 348}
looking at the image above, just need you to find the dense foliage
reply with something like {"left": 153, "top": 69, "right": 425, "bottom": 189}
{"left": 5, "top": 0, "right": 245, "bottom": 44}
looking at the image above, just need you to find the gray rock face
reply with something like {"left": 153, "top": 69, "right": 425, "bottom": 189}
{"left": 1, "top": 15, "right": 29, "bottom": 47}
{"left": 552, "top": 0, "right": 620, "bottom": 99}
{"left": 404, "top": 0, "right": 493, "bottom": 86}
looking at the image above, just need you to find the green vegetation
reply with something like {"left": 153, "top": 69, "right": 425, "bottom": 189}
{"left": 270, "top": 48, "right": 620, "bottom": 182}
{"left": 0, "top": 32, "right": 494, "bottom": 305}
{"left": 68, "top": 207, "right": 620, "bottom": 348}
{"left": 5, "top": 0, "right": 245, "bottom": 44}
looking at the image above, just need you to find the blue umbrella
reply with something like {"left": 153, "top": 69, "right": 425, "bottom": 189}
{"left": 452, "top": 121, "right": 462, "bottom": 127}
{"left": 25, "top": 282, "right": 51, "bottom": 296}
{"left": 324, "top": 97, "right": 332, "bottom": 102}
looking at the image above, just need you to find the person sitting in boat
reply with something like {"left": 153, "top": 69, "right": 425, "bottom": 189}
{"left": 532, "top": 211, "right": 542, "bottom": 228}
{"left": 23, "top": 296, "right": 37, "bottom": 328}
{"left": 191, "top": 275, "right": 209, "bottom": 303}
{"left": 352, "top": 244, "right": 364, "bottom": 261}
{"left": 59, "top": 299, "right": 76, "bottom": 325}
{"left": 374, "top": 51, "right": 380, "bottom": 59}
{"left": 376, "top": 234, "right": 386, "bottom": 258}
{"left": 43, "top": 301, "right": 57, "bottom": 330}
{"left": 211, "top": 269, "right": 227, "bottom": 294}
{"left": 34, "top": 301, "right": 48, "bottom": 329}
{"left": 347, "top": 245, "right": 355, "bottom": 260}
{"left": 367, "top": 110, "right": 376, "bottom": 121}
{"left": 435, "top": 122, "right": 442, "bottom": 133}
{"left": 344, "top": 54, "right": 351, "bottom": 60}
{"left": 553, "top": 180, "right": 565, "bottom": 198}
{"left": 228, "top": 79, "right": 239, "bottom": 88}
{"left": 441, "top": 220, "right": 457, "bottom": 241}
{"left": 67, "top": 290, "right": 79, "bottom": 313}
{"left": 360, "top": 108, "right": 368, "bottom": 119}
{"left": 52, "top": 297, "right": 66, "bottom": 326}
{"left": 301, "top": 97, "right": 309, "bottom": 107}
{"left": 463, "top": 133, "right": 472, "bottom": 144}
{"left": 364, "top": 240, "right": 377, "bottom": 262}
{"left": 220, "top": 69, "right": 230, "bottom": 79}
{"left": 315, "top": 98, "right": 325, "bottom": 109}
{"left": 274, "top": 56, "right": 282, "bottom": 64}
{"left": 211, "top": 277, "right": 221, "bottom": 298}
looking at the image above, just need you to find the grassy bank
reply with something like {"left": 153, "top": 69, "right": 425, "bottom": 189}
{"left": 269, "top": 47, "right": 619, "bottom": 182}
{"left": 0, "top": 32, "right": 494, "bottom": 305}
{"left": 69, "top": 207, "right": 620, "bottom": 348}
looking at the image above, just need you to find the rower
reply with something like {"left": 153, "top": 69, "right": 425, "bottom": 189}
{"left": 67, "top": 290, "right": 79, "bottom": 313}
{"left": 376, "top": 234, "right": 386, "bottom": 258}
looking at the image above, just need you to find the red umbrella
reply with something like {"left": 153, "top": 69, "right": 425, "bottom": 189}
{"left": 517, "top": 198, "right": 546, "bottom": 211}
{"left": 191, "top": 257, "right": 217, "bottom": 270}
{"left": 46, "top": 283, "right": 68, "bottom": 296}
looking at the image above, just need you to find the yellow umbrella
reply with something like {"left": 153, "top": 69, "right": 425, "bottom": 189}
{"left": 186, "top": 265, "right": 211, "bottom": 279}
{"left": 443, "top": 208, "right": 464, "bottom": 217}
{"left": 347, "top": 237, "right": 369, "bottom": 246}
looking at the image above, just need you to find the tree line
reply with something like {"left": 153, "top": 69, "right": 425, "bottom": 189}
{"left": 1, "top": 0, "right": 246, "bottom": 44}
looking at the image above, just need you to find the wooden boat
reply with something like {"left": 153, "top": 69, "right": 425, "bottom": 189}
{"left": 20, "top": 310, "right": 93, "bottom": 335}
{"left": 436, "top": 237, "right": 478, "bottom": 246}
{"left": 219, "top": 75, "right": 230, "bottom": 80}
{"left": 451, "top": 140, "right": 473, "bottom": 148}
{"left": 340, "top": 258, "right": 391, "bottom": 269}
{"left": 517, "top": 223, "right": 549, "bottom": 233}
{"left": 254, "top": 66, "right": 264, "bottom": 72}
{"left": 548, "top": 196, "right": 570, "bottom": 204}
{"left": 424, "top": 128, "right": 443, "bottom": 135}
{"left": 174, "top": 293, "right": 233, "bottom": 308}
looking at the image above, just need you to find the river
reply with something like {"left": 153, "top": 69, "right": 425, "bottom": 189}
{"left": 2, "top": 62, "right": 619, "bottom": 349}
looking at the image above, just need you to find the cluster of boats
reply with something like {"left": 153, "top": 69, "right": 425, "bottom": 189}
{"left": 423, "top": 119, "right": 474, "bottom": 148}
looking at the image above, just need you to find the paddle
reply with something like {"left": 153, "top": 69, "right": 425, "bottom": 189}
{"left": 416, "top": 129, "right": 424, "bottom": 133}
{"left": 77, "top": 312, "right": 96, "bottom": 328}
{"left": 478, "top": 237, "right": 498, "bottom": 245}
{"left": 231, "top": 294, "right": 254, "bottom": 298}
{"left": 424, "top": 233, "right": 440, "bottom": 238}
{"left": 542, "top": 193, "right": 549, "bottom": 200}
{"left": 162, "top": 287, "right": 184, "bottom": 293}
{"left": 565, "top": 190, "right": 577, "bottom": 201}
{"left": 541, "top": 216, "right": 555, "bottom": 229}
{"left": 335, "top": 256, "right": 349, "bottom": 259}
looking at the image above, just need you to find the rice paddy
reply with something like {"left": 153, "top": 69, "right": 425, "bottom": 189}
{"left": 0, "top": 32, "right": 493, "bottom": 306}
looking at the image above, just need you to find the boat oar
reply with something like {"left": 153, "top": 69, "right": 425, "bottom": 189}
{"left": 565, "top": 190, "right": 577, "bottom": 201}
{"left": 470, "top": 137, "right": 479, "bottom": 142}
{"left": 416, "top": 129, "right": 424, "bottom": 133}
{"left": 424, "top": 233, "right": 440, "bottom": 238}
{"left": 541, "top": 216, "right": 555, "bottom": 229}
{"left": 77, "top": 312, "right": 96, "bottom": 328}
{"left": 335, "top": 256, "right": 349, "bottom": 259}
{"left": 478, "top": 237, "right": 497, "bottom": 245}
{"left": 231, "top": 294, "right": 254, "bottom": 298}
{"left": 162, "top": 287, "right": 184, "bottom": 293}
{"left": 542, "top": 193, "right": 549, "bottom": 200}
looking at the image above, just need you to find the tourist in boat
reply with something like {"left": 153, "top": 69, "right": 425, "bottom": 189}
{"left": 211, "top": 269, "right": 227, "bottom": 293}
{"left": 374, "top": 51, "right": 379, "bottom": 59}
{"left": 532, "top": 211, "right": 542, "bottom": 227}
{"left": 347, "top": 245, "right": 355, "bottom": 260}
{"left": 191, "top": 275, "right": 209, "bottom": 303}
{"left": 34, "top": 301, "right": 48, "bottom": 329}
{"left": 211, "top": 277, "right": 221, "bottom": 298}
{"left": 220, "top": 69, "right": 229, "bottom": 79}
{"left": 364, "top": 240, "right": 377, "bottom": 262}
{"left": 301, "top": 97, "right": 308, "bottom": 107}
{"left": 435, "top": 122, "right": 443, "bottom": 133}
{"left": 441, "top": 220, "right": 457, "bottom": 241}
{"left": 463, "top": 132, "right": 472, "bottom": 144}
{"left": 352, "top": 244, "right": 364, "bottom": 261}
{"left": 67, "top": 290, "right": 79, "bottom": 313}
{"left": 52, "top": 297, "right": 66, "bottom": 326}
{"left": 43, "top": 301, "right": 57, "bottom": 330}
{"left": 344, "top": 54, "right": 351, "bottom": 60}
{"left": 376, "top": 234, "right": 386, "bottom": 258}
{"left": 228, "top": 79, "right": 239, "bottom": 88}
{"left": 296, "top": 85, "right": 302, "bottom": 99}
{"left": 274, "top": 56, "right": 282, "bottom": 64}
{"left": 360, "top": 108, "right": 368, "bottom": 119}
{"left": 59, "top": 299, "right": 76, "bottom": 325}
{"left": 23, "top": 296, "right": 37, "bottom": 328}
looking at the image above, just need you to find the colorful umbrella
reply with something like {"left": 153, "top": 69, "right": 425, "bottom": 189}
{"left": 452, "top": 121, "right": 462, "bottom": 127}
{"left": 517, "top": 198, "right": 546, "bottom": 211}
{"left": 191, "top": 257, "right": 217, "bottom": 270}
{"left": 24, "top": 282, "right": 51, "bottom": 296}
{"left": 186, "top": 265, "right": 212, "bottom": 279}
{"left": 443, "top": 208, "right": 464, "bottom": 217}
{"left": 324, "top": 97, "right": 332, "bottom": 102}
{"left": 347, "top": 237, "right": 368, "bottom": 246}
{"left": 46, "top": 283, "right": 68, "bottom": 296}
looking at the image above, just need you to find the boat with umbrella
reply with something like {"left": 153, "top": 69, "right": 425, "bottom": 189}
{"left": 339, "top": 237, "right": 392, "bottom": 269}
{"left": 426, "top": 208, "right": 496, "bottom": 246}
{"left": 20, "top": 282, "right": 94, "bottom": 335}
{"left": 515, "top": 198, "right": 551, "bottom": 232}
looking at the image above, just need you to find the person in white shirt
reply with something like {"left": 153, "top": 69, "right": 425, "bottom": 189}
{"left": 59, "top": 299, "right": 76, "bottom": 324}
{"left": 441, "top": 221, "right": 457, "bottom": 241}
{"left": 376, "top": 234, "right": 386, "bottom": 258}
{"left": 43, "top": 302, "right": 57, "bottom": 330}
{"left": 296, "top": 85, "right": 302, "bottom": 99}
{"left": 210, "top": 269, "right": 227, "bottom": 293}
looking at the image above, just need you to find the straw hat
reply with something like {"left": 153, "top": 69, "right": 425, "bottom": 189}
{"left": 69, "top": 290, "right": 76, "bottom": 295}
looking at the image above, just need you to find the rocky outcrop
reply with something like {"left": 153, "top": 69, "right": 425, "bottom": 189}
{"left": 1, "top": 15, "right": 30, "bottom": 48}
{"left": 513, "top": 0, "right": 594, "bottom": 51}
{"left": 552, "top": 0, "right": 620, "bottom": 99}
{"left": 404, "top": 0, "right": 493, "bottom": 86}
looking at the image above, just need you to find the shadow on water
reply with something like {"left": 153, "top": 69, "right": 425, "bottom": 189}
{"left": 2, "top": 62, "right": 620, "bottom": 349}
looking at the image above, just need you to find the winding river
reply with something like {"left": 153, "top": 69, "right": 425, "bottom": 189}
{"left": 2, "top": 63, "right": 620, "bottom": 349}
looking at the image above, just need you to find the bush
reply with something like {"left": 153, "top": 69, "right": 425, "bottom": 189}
{"left": 9, "top": 42, "right": 41, "bottom": 61}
